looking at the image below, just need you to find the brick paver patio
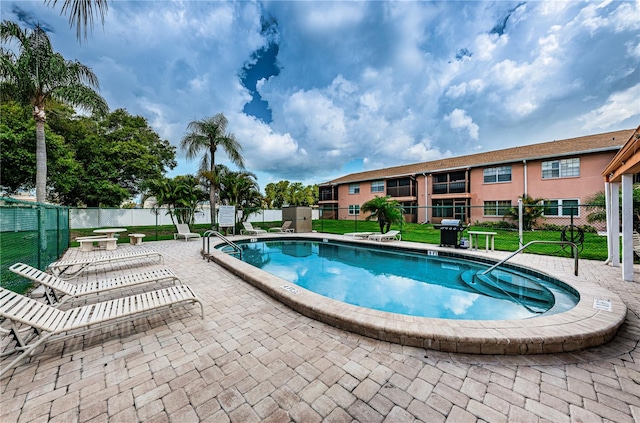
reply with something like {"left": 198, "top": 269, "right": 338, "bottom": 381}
{"left": 1, "top": 238, "right": 639, "bottom": 422}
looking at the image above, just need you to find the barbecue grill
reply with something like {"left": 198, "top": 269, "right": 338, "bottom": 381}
{"left": 434, "top": 219, "right": 466, "bottom": 247}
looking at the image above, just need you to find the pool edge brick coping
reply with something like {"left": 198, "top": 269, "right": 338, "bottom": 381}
{"left": 208, "top": 232, "right": 627, "bottom": 355}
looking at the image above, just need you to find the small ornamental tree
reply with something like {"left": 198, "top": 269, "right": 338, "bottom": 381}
{"left": 361, "top": 196, "right": 404, "bottom": 233}
{"left": 504, "top": 194, "right": 547, "bottom": 230}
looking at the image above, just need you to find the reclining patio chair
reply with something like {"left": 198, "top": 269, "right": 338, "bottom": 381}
{"left": 10, "top": 263, "right": 181, "bottom": 306}
{"left": 241, "top": 222, "right": 267, "bottom": 235}
{"left": 368, "top": 230, "right": 401, "bottom": 242}
{"left": 47, "top": 250, "right": 164, "bottom": 279}
{"left": 268, "top": 221, "right": 294, "bottom": 233}
{"left": 0, "top": 285, "right": 203, "bottom": 377}
{"left": 173, "top": 224, "right": 201, "bottom": 242}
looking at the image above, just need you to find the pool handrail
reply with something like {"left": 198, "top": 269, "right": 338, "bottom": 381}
{"left": 480, "top": 240, "right": 578, "bottom": 277}
{"left": 202, "top": 230, "right": 242, "bottom": 260}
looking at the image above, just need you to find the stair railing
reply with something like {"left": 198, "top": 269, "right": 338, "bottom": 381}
{"left": 480, "top": 240, "right": 578, "bottom": 277}
{"left": 202, "top": 230, "right": 242, "bottom": 260}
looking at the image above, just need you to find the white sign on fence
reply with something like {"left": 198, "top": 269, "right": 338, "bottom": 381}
{"left": 218, "top": 206, "right": 236, "bottom": 228}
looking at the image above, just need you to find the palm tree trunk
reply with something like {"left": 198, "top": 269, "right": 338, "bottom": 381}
{"left": 210, "top": 186, "right": 216, "bottom": 228}
{"left": 34, "top": 107, "right": 47, "bottom": 203}
{"left": 210, "top": 147, "right": 216, "bottom": 228}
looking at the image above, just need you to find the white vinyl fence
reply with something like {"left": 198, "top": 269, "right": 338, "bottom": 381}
{"left": 69, "top": 208, "right": 319, "bottom": 229}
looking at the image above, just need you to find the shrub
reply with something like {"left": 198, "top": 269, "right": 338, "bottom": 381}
{"left": 473, "top": 220, "right": 517, "bottom": 230}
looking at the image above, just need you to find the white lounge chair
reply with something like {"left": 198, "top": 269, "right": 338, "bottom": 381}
{"left": 344, "top": 232, "right": 376, "bottom": 239}
{"left": 48, "top": 250, "right": 164, "bottom": 279}
{"left": 10, "top": 263, "right": 181, "bottom": 306}
{"left": 241, "top": 222, "right": 267, "bottom": 235}
{"left": 173, "top": 224, "right": 201, "bottom": 242}
{"left": 0, "top": 285, "right": 203, "bottom": 377}
{"left": 368, "top": 230, "right": 401, "bottom": 242}
{"left": 269, "top": 221, "right": 294, "bottom": 233}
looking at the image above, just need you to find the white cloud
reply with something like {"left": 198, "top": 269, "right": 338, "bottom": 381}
{"left": 445, "top": 109, "right": 479, "bottom": 140}
{"left": 446, "top": 83, "right": 467, "bottom": 99}
{"left": 579, "top": 84, "right": 640, "bottom": 130}
{"left": 475, "top": 33, "right": 504, "bottom": 62}
{"left": 3, "top": 0, "right": 637, "bottom": 187}
{"left": 302, "top": 2, "right": 367, "bottom": 32}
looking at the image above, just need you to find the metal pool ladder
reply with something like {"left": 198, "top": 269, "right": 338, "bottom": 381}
{"left": 480, "top": 240, "right": 579, "bottom": 277}
{"left": 202, "top": 230, "right": 242, "bottom": 261}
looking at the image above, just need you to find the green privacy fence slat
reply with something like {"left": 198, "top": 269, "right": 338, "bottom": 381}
{"left": 0, "top": 197, "right": 69, "bottom": 293}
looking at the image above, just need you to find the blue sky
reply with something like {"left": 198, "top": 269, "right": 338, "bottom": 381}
{"left": 3, "top": 1, "right": 639, "bottom": 191}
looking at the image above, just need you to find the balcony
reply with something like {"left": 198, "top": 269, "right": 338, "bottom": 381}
{"left": 386, "top": 186, "right": 416, "bottom": 198}
{"left": 432, "top": 180, "right": 467, "bottom": 195}
{"left": 319, "top": 188, "right": 338, "bottom": 202}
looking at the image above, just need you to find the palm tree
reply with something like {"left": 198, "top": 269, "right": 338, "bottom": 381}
{"left": 503, "top": 194, "right": 547, "bottom": 230}
{"left": 45, "top": 0, "right": 109, "bottom": 40}
{"left": 0, "top": 20, "right": 108, "bottom": 203}
{"left": 180, "top": 113, "right": 244, "bottom": 227}
{"left": 585, "top": 184, "right": 640, "bottom": 228}
{"left": 197, "top": 163, "right": 230, "bottom": 217}
{"left": 361, "top": 196, "right": 404, "bottom": 233}
{"left": 145, "top": 175, "right": 206, "bottom": 225}
{"left": 219, "top": 170, "right": 263, "bottom": 226}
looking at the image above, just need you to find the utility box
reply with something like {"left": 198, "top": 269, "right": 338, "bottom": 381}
{"left": 282, "top": 206, "right": 312, "bottom": 233}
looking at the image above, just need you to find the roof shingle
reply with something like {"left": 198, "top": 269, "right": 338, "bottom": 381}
{"left": 322, "top": 129, "right": 634, "bottom": 185}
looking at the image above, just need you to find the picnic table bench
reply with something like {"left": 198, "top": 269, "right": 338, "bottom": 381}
{"left": 76, "top": 236, "right": 117, "bottom": 251}
{"left": 468, "top": 231, "right": 497, "bottom": 252}
{"left": 128, "top": 233, "right": 146, "bottom": 245}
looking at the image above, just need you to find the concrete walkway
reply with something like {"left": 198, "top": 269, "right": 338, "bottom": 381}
{"left": 1, "top": 239, "right": 639, "bottom": 422}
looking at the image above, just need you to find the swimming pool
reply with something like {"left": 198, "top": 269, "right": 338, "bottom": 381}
{"left": 206, "top": 233, "right": 626, "bottom": 354}
{"left": 231, "top": 239, "right": 578, "bottom": 320}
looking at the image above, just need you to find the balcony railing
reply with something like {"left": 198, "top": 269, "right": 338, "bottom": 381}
{"left": 319, "top": 189, "right": 338, "bottom": 201}
{"left": 386, "top": 186, "right": 416, "bottom": 198}
{"left": 432, "top": 181, "right": 467, "bottom": 194}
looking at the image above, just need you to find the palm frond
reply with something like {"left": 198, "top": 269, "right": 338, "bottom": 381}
{"left": 46, "top": 0, "right": 109, "bottom": 41}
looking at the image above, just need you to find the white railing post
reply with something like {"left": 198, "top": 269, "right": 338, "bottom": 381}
{"left": 518, "top": 198, "right": 523, "bottom": 247}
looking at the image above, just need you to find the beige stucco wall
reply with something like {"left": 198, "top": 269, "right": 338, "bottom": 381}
{"left": 331, "top": 151, "right": 615, "bottom": 224}
{"left": 526, "top": 153, "right": 613, "bottom": 200}
{"left": 337, "top": 182, "right": 378, "bottom": 220}
{"left": 468, "top": 152, "right": 615, "bottom": 223}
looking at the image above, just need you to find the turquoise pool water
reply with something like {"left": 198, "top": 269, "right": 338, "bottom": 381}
{"left": 227, "top": 239, "right": 579, "bottom": 320}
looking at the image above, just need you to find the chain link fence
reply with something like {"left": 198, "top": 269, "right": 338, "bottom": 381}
{"left": 1, "top": 197, "right": 69, "bottom": 293}
{"left": 0, "top": 199, "right": 621, "bottom": 294}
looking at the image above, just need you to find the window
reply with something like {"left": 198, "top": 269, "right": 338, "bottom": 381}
{"left": 543, "top": 199, "right": 579, "bottom": 216}
{"left": 542, "top": 158, "right": 580, "bottom": 179}
{"left": 432, "top": 199, "right": 454, "bottom": 218}
{"left": 371, "top": 181, "right": 384, "bottom": 193}
{"left": 433, "top": 174, "right": 448, "bottom": 183}
{"left": 483, "top": 166, "right": 512, "bottom": 183}
{"left": 348, "top": 205, "right": 360, "bottom": 215}
{"left": 484, "top": 201, "right": 512, "bottom": 216}
{"left": 348, "top": 183, "right": 360, "bottom": 194}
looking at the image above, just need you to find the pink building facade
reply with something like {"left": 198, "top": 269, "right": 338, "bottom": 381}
{"left": 319, "top": 129, "right": 636, "bottom": 226}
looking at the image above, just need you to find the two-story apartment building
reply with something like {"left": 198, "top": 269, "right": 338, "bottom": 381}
{"left": 318, "top": 129, "right": 636, "bottom": 225}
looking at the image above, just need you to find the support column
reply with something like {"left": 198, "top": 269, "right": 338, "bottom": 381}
{"left": 621, "top": 174, "right": 634, "bottom": 281}
{"left": 609, "top": 182, "right": 621, "bottom": 267}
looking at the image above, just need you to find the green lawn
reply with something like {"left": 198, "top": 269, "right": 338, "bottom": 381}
{"left": 311, "top": 220, "right": 609, "bottom": 260}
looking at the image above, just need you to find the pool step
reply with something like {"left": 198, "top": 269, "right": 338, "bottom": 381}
{"left": 460, "top": 269, "right": 555, "bottom": 312}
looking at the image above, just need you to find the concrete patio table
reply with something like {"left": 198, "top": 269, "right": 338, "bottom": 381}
{"left": 93, "top": 228, "right": 127, "bottom": 238}
{"left": 93, "top": 228, "right": 126, "bottom": 250}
